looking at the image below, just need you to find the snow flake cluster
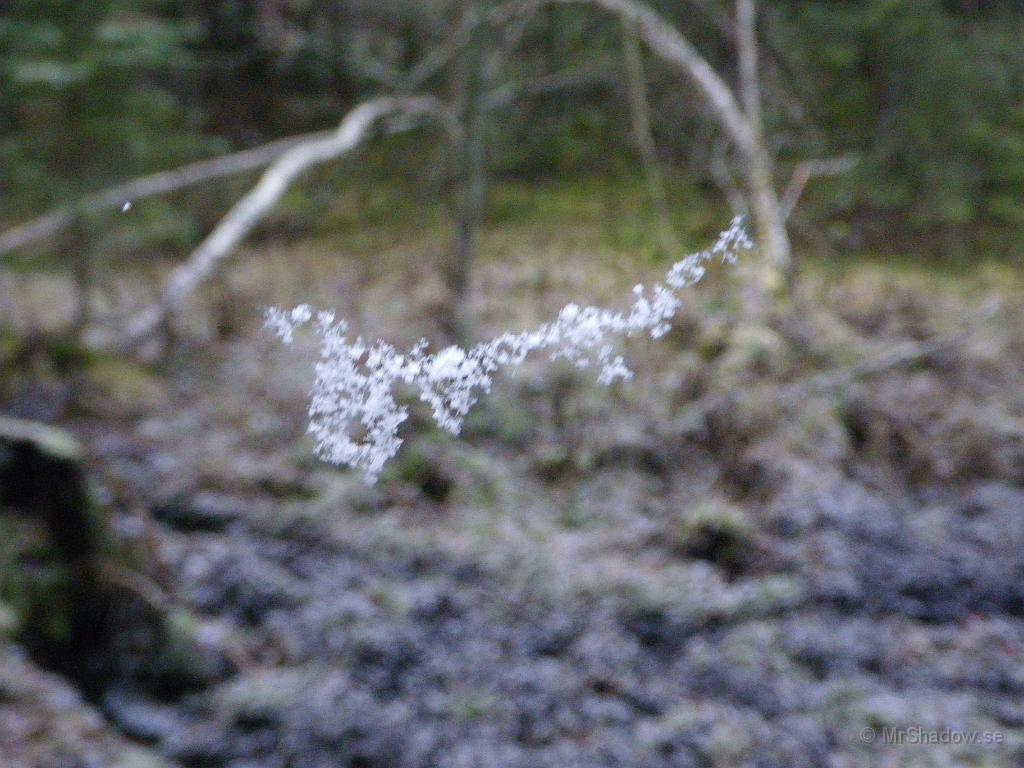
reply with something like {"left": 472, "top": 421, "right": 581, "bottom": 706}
{"left": 266, "top": 217, "right": 752, "bottom": 481}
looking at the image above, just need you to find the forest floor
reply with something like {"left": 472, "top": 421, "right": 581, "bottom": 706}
{"left": 2, "top": 184, "right": 1024, "bottom": 767}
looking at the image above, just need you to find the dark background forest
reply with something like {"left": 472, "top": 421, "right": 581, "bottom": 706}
{"left": 4, "top": 0, "right": 1024, "bottom": 259}
{"left": 2, "top": 2, "right": 1024, "bottom": 767}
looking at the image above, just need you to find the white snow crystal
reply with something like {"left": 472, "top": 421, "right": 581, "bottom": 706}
{"left": 266, "top": 218, "right": 752, "bottom": 481}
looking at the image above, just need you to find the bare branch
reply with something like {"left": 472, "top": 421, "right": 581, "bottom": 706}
{"left": 0, "top": 130, "right": 336, "bottom": 258}
{"left": 504, "top": 0, "right": 794, "bottom": 292}
{"left": 404, "top": 37, "right": 462, "bottom": 90}
{"left": 780, "top": 155, "right": 858, "bottom": 221}
{"left": 122, "top": 96, "right": 450, "bottom": 351}
{"left": 540, "top": 0, "right": 757, "bottom": 154}
{"left": 348, "top": 24, "right": 466, "bottom": 93}
{"left": 482, "top": 64, "right": 617, "bottom": 109}
{"left": 710, "top": 136, "right": 749, "bottom": 219}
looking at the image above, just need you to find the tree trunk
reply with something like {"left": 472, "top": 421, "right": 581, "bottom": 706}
{"left": 744, "top": 144, "right": 790, "bottom": 295}
{"left": 445, "top": 0, "right": 489, "bottom": 344}
{"left": 0, "top": 417, "right": 110, "bottom": 691}
{"left": 552, "top": 0, "right": 793, "bottom": 311}
{"left": 734, "top": 0, "right": 790, "bottom": 313}
{"left": 68, "top": 216, "right": 92, "bottom": 338}
{"left": 620, "top": 16, "right": 679, "bottom": 258}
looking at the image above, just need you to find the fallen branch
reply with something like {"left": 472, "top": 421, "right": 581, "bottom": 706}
{"left": 0, "top": 129, "right": 337, "bottom": 258}
{"left": 121, "top": 95, "right": 449, "bottom": 351}
{"left": 800, "top": 333, "right": 968, "bottom": 395}
{"left": 670, "top": 329, "right": 974, "bottom": 449}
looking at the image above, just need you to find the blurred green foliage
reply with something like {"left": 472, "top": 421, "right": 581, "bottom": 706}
{"left": 0, "top": 0, "right": 204, "bottom": 216}
{"left": 774, "top": 0, "right": 1024, "bottom": 255}
{"left": 1, "top": 0, "right": 1021, "bottom": 259}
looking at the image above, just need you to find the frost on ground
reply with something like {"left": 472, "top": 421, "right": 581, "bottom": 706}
{"left": 266, "top": 218, "right": 753, "bottom": 481}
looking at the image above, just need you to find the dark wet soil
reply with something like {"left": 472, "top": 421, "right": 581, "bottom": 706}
{"left": 3, "top": 255, "right": 1024, "bottom": 767}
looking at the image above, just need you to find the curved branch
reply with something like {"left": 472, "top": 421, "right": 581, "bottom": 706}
{"left": 0, "top": 130, "right": 339, "bottom": 258}
{"left": 780, "top": 155, "right": 858, "bottom": 221}
{"left": 122, "top": 96, "right": 451, "bottom": 351}
{"left": 508, "top": 0, "right": 756, "bottom": 153}
{"left": 482, "top": 64, "right": 617, "bottom": 109}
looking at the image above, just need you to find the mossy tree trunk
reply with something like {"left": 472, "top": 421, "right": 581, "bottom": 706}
{"left": 0, "top": 417, "right": 109, "bottom": 691}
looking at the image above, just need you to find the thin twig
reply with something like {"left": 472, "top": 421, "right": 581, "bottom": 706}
{"left": 121, "top": 96, "right": 451, "bottom": 352}
{"left": 780, "top": 155, "right": 858, "bottom": 221}
{"left": 482, "top": 64, "right": 617, "bottom": 109}
{"left": 620, "top": 14, "right": 680, "bottom": 256}
{"left": 0, "top": 130, "right": 335, "bottom": 257}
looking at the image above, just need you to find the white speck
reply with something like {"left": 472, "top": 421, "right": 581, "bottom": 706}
{"left": 121, "top": 201, "right": 132, "bottom": 212}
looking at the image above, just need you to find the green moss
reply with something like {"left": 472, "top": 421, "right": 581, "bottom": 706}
{"left": 143, "top": 605, "right": 235, "bottom": 695}
{"left": 718, "top": 324, "right": 790, "bottom": 382}
{"left": 78, "top": 357, "right": 167, "bottom": 417}
{"left": 696, "top": 322, "right": 731, "bottom": 363}
{"left": 44, "top": 335, "right": 95, "bottom": 371}
{"left": 391, "top": 442, "right": 432, "bottom": 485}
{"left": 533, "top": 444, "right": 575, "bottom": 485}
{"left": 215, "top": 668, "right": 312, "bottom": 727}
{"left": 486, "top": 174, "right": 719, "bottom": 266}
{"left": 807, "top": 247, "right": 1023, "bottom": 297}
{"left": 0, "top": 420, "right": 114, "bottom": 669}
{"left": 734, "top": 575, "right": 805, "bottom": 618}
{"left": 673, "top": 498, "right": 755, "bottom": 575}
{"left": 161, "top": 607, "right": 200, "bottom": 668}
{"left": 0, "top": 417, "right": 83, "bottom": 462}
{"left": 558, "top": 498, "right": 588, "bottom": 529}
{"left": 378, "top": 432, "right": 456, "bottom": 502}
{"left": 0, "top": 515, "right": 74, "bottom": 651}
{"left": 462, "top": 398, "right": 532, "bottom": 447}
{"left": 0, "top": 328, "right": 20, "bottom": 365}
{"left": 0, "top": 600, "right": 18, "bottom": 637}
{"left": 450, "top": 691, "right": 496, "bottom": 721}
